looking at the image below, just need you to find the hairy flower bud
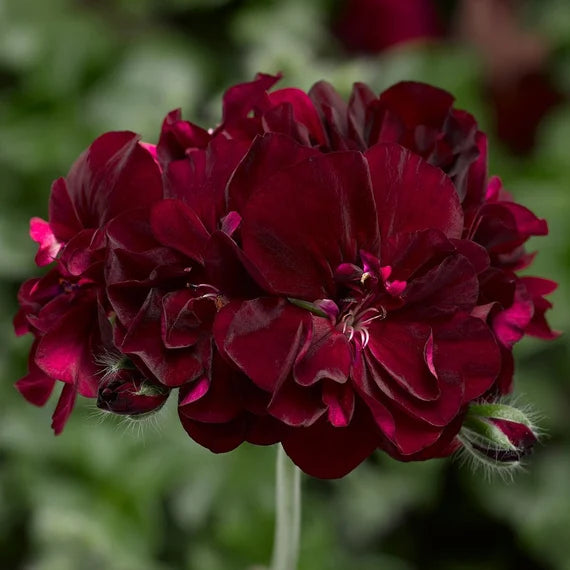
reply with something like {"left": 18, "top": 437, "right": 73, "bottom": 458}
{"left": 97, "top": 369, "right": 169, "bottom": 418}
{"left": 459, "top": 403, "right": 539, "bottom": 469}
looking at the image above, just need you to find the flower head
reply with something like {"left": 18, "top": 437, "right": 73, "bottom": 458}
{"left": 15, "top": 74, "right": 556, "bottom": 478}
{"left": 15, "top": 132, "right": 163, "bottom": 434}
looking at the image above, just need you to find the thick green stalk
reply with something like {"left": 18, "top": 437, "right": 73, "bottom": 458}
{"left": 269, "top": 445, "right": 302, "bottom": 570}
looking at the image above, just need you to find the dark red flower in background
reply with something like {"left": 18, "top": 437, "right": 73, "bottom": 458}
{"left": 15, "top": 74, "right": 557, "bottom": 478}
{"left": 334, "top": 0, "right": 443, "bottom": 54}
{"left": 487, "top": 71, "right": 564, "bottom": 155}
{"left": 458, "top": 0, "right": 565, "bottom": 155}
{"left": 333, "top": 0, "right": 565, "bottom": 156}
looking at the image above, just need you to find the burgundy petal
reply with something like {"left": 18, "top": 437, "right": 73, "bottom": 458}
{"left": 268, "top": 379, "right": 327, "bottom": 427}
{"left": 367, "top": 320, "right": 439, "bottom": 401}
{"left": 491, "top": 279, "right": 534, "bottom": 348}
{"left": 161, "top": 290, "right": 207, "bottom": 349}
{"left": 521, "top": 277, "right": 560, "bottom": 339}
{"left": 367, "top": 143, "right": 463, "bottom": 240}
{"left": 245, "top": 414, "right": 285, "bottom": 446}
{"left": 349, "top": 348, "right": 395, "bottom": 434}
{"left": 204, "top": 230, "right": 265, "bottom": 298}
{"left": 121, "top": 290, "right": 203, "bottom": 387}
{"left": 381, "top": 405, "right": 444, "bottom": 455}
{"left": 179, "top": 415, "right": 247, "bottom": 453}
{"left": 293, "top": 317, "right": 351, "bottom": 386}
{"left": 347, "top": 82, "right": 377, "bottom": 148}
{"left": 150, "top": 199, "right": 209, "bottom": 263}
{"left": 214, "top": 298, "right": 309, "bottom": 392}
{"left": 362, "top": 349, "right": 463, "bottom": 429}
{"left": 402, "top": 253, "right": 479, "bottom": 318}
{"left": 165, "top": 137, "right": 251, "bottom": 232}
{"left": 382, "top": 229, "right": 455, "bottom": 282}
{"left": 463, "top": 131, "right": 488, "bottom": 229}
{"left": 35, "top": 299, "right": 99, "bottom": 398}
{"left": 51, "top": 383, "right": 77, "bottom": 435}
{"left": 450, "top": 239, "right": 490, "bottom": 274}
{"left": 322, "top": 381, "right": 356, "bottom": 427}
{"left": 15, "top": 349, "right": 57, "bottom": 406}
{"left": 282, "top": 406, "right": 380, "bottom": 479}
{"left": 382, "top": 413, "right": 465, "bottom": 461}
{"left": 178, "top": 349, "right": 243, "bottom": 423}
{"left": 240, "top": 151, "right": 379, "bottom": 298}
{"left": 268, "top": 88, "right": 327, "bottom": 145}
{"left": 50, "top": 132, "right": 162, "bottom": 238}
{"left": 221, "top": 72, "right": 281, "bottom": 126}
{"left": 226, "top": 132, "right": 318, "bottom": 213}
{"left": 475, "top": 202, "right": 548, "bottom": 254}
{"left": 48, "top": 178, "right": 83, "bottom": 242}
{"left": 377, "top": 82, "right": 454, "bottom": 132}
{"left": 308, "top": 81, "right": 351, "bottom": 149}
{"left": 157, "top": 108, "right": 211, "bottom": 167}
{"left": 433, "top": 313, "right": 501, "bottom": 403}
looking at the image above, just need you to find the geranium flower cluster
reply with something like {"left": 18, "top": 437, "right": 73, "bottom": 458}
{"left": 15, "top": 74, "right": 557, "bottom": 478}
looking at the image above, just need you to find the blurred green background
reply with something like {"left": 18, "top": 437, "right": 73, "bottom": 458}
{"left": 0, "top": 0, "right": 569, "bottom": 569}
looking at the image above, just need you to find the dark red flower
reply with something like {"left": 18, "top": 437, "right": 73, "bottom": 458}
{"left": 333, "top": 0, "right": 443, "bottom": 54}
{"left": 215, "top": 76, "right": 555, "bottom": 403}
{"left": 488, "top": 71, "right": 564, "bottom": 155}
{"left": 467, "top": 176, "right": 558, "bottom": 393}
{"left": 16, "top": 74, "right": 556, "bottom": 480}
{"left": 332, "top": 0, "right": 564, "bottom": 156}
{"left": 457, "top": 0, "right": 565, "bottom": 155}
{"left": 104, "top": 174, "right": 280, "bottom": 452}
{"left": 213, "top": 76, "right": 485, "bottom": 211}
{"left": 15, "top": 132, "right": 162, "bottom": 433}
{"left": 215, "top": 138, "right": 503, "bottom": 477}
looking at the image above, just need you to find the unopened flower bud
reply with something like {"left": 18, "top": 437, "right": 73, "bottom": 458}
{"left": 97, "top": 369, "right": 169, "bottom": 417}
{"left": 459, "top": 403, "right": 539, "bottom": 469}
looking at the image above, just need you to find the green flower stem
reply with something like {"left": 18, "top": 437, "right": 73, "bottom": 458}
{"left": 270, "top": 445, "right": 302, "bottom": 570}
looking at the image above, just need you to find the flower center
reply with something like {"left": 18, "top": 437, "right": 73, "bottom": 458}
{"left": 332, "top": 254, "right": 407, "bottom": 348}
{"left": 340, "top": 305, "right": 386, "bottom": 348}
{"left": 59, "top": 278, "right": 81, "bottom": 295}
{"left": 289, "top": 253, "right": 406, "bottom": 349}
{"left": 186, "top": 282, "right": 228, "bottom": 311}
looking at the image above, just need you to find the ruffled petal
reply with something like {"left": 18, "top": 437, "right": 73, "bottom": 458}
{"left": 282, "top": 406, "right": 380, "bottom": 478}
{"left": 30, "top": 217, "right": 61, "bottom": 266}
{"left": 240, "top": 151, "right": 379, "bottom": 298}
{"left": 51, "top": 132, "right": 162, "bottom": 238}
{"left": 150, "top": 199, "right": 209, "bottom": 263}
{"left": 367, "top": 143, "right": 464, "bottom": 240}
{"left": 214, "top": 298, "right": 309, "bottom": 392}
